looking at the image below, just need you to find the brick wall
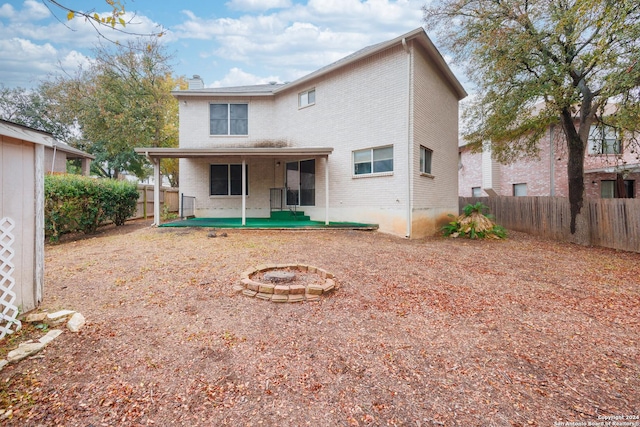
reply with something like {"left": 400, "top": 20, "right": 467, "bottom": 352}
{"left": 177, "top": 40, "right": 461, "bottom": 236}
{"left": 459, "top": 124, "right": 640, "bottom": 199}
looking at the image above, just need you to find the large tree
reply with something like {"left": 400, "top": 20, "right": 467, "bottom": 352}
{"left": 0, "top": 85, "right": 75, "bottom": 142}
{"left": 44, "top": 38, "right": 185, "bottom": 185}
{"left": 423, "top": 0, "right": 640, "bottom": 241}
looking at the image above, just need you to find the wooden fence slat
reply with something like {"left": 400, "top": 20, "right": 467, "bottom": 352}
{"left": 459, "top": 196, "right": 640, "bottom": 253}
{"left": 133, "top": 185, "right": 179, "bottom": 220}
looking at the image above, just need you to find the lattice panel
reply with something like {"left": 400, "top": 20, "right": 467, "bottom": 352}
{"left": 0, "top": 217, "right": 21, "bottom": 339}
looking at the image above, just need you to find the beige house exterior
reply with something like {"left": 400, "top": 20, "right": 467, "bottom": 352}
{"left": 0, "top": 120, "right": 47, "bottom": 330}
{"left": 137, "top": 28, "right": 467, "bottom": 238}
{"left": 45, "top": 141, "right": 94, "bottom": 176}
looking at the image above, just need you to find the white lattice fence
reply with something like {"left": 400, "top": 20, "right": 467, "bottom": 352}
{"left": 0, "top": 217, "right": 22, "bottom": 339}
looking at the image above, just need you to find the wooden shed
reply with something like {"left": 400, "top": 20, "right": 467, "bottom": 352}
{"left": 0, "top": 120, "right": 48, "bottom": 338}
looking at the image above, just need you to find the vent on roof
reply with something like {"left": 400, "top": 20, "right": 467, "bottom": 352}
{"left": 188, "top": 75, "right": 204, "bottom": 90}
{"left": 269, "top": 81, "right": 277, "bottom": 85}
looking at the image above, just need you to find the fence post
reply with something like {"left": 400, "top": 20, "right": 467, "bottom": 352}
{"left": 143, "top": 185, "right": 148, "bottom": 219}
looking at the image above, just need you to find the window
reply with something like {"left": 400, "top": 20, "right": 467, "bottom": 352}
{"left": 353, "top": 146, "right": 393, "bottom": 175}
{"left": 472, "top": 187, "right": 482, "bottom": 197}
{"left": 298, "top": 89, "right": 315, "bottom": 108}
{"left": 210, "top": 164, "right": 248, "bottom": 196}
{"left": 624, "top": 180, "right": 635, "bottom": 198}
{"left": 513, "top": 183, "right": 527, "bottom": 196}
{"left": 601, "top": 180, "right": 616, "bottom": 198}
{"left": 210, "top": 104, "right": 248, "bottom": 135}
{"left": 588, "top": 125, "right": 621, "bottom": 155}
{"left": 420, "top": 146, "right": 433, "bottom": 174}
{"left": 601, "top": 179, "right": 636, "bottom": 198}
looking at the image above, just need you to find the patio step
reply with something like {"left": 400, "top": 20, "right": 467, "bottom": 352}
{"left": 270, "top": 210, "right": 310, "bottom": 221}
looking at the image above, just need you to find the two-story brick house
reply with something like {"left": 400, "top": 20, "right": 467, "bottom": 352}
{"left": 137, "top": 28, "right": 467, "bottom": 238}
{"left": 459, "top": 122, "right": 639, "bottom": 199}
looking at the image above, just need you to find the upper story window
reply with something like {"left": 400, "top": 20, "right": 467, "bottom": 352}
{"left": 298, "top": 89, "right": 315, "bottom": 108}
{"left": 210, "top": 104, "right": 248, "bottom": 135}
{"left": 353, "top": 146, "right": 393, "bottom": 176}
{"left": 420, "top": 146, "right": 433, "bottom": 175}
{"left": 588, "top": 125, "right": 621, "bottom": 155}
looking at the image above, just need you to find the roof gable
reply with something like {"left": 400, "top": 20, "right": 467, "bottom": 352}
{"left": 173, "top": 28, "right": 466, "bottom": 101}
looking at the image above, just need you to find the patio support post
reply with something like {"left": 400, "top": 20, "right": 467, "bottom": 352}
{"left": 241, "top": 159, "right": 246, "bottom": 226}
{"left": 153, "top": 157, "right": 161, "bottom": 226}
{"left": 325, "top": 156, "right": 329, "bottom": 225}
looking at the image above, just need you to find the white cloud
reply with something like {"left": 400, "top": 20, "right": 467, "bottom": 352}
{"left": 0, "top": 3, "right": 15, "bottom": 19}
{"left": 175, "top": 0, "right": 425, "bottom": 76}
{"left": 19, "top": 0, "right": 50, "bottom": 21}
{"left": 226, "top": 0, "right": 292, "bottom": 12}
{"left": 208, "top": 67, "right": 280, "bottom": 87}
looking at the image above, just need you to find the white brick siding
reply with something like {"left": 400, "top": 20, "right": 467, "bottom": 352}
{"left": 177, "top": 34, "right": 463, "bottom": 237}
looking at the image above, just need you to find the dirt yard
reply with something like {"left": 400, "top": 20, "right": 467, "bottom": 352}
{"left": 1, "top": 221, "right": 639, "bottom": 426}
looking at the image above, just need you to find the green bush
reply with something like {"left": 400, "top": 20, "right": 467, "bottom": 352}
{"left": 45, "top": 175, "right": 139, "bottom": 242}
{"left": 442, "top": 202, "right": 507, "bottom": 239}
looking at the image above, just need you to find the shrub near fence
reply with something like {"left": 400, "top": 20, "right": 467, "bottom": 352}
{"left": 459, "top": 196, "right": 640, "bottom": 253}
{"left": 45, "top": 175, "right": 139, "bottom": 242}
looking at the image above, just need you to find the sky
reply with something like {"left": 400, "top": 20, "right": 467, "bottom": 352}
{"left": 0, "top": 0, "right": 463, "bottom": 90}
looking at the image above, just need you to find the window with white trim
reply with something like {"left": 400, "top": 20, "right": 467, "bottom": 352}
{"left": 298, "top": 88, "right": 315, "bottom": 108}
{"left": 353, "top": 146, "right": 393, "bottom": 175}
{"left": 588, "top": 125, "right": 621, "bottom": 155}
{"left": 420, "top": 146, "right": 433, "bottom": 174}
{"left": 210, "top": 104, "right": 248, "bottom": 135}
{"left": 472, "top": 187, "right": 482, "bottom": 197}
{"left": 210, "top": 164, "right": 248, "bottom": 196}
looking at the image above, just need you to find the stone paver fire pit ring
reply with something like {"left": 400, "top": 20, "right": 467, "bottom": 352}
{"left": 236, "top": 264, "right": 336, "bottom": 303}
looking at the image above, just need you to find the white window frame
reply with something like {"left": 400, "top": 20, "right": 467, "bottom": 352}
{"left": 420, "top": 146, "right": 433, "bottom": 175}
{"left": 588, "top": 125, "right": 621, "bottom": 155}
{"left": 353, "top": 146, "right": 394, "bottom": 176}
{"left": 298, "top": 88, "right": 316, "bottom": 108}
{"left": 472, "top": 187, "right": 482, "bottom": 197}
{"left": 209, "top": 103, "right": 248, "bottom": 136}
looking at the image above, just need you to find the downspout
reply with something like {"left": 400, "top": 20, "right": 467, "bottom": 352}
{"left": 549, "top": 125, "right": 555, "bottom": 196}
{"left": 402, "top": 37, "right": 412, "bottom": 238}
{"left": 50, "top": 142, "right": 57, "bottom": 174}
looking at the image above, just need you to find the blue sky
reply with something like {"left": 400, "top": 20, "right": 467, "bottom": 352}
{"left": 0, "top": 0, "right": 453, "bottom": 89}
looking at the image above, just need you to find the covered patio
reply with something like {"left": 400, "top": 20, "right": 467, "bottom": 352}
{"left": 134, "top": 146, "right": 363, "bottom": 228}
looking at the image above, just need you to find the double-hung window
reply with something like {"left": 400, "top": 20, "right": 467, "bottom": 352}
{"left": 588, "top": 125, "right": 621, "bottom": 155}
{"left": 298, "top": 89, "right": 315, "bottom": 108}
{"left": 420, "top": 146, "right": 433, "bottom": 174}
{"left": 353, "top": 146, "right": 393, "bottom": 175}
{"left": 210, "top": 104, "right": 248, "bottom": 135}
{"left": 210, "top": 164, "right": 248, "bottom": 196}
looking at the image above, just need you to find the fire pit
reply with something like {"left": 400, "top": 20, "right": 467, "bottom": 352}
{"left": 235, "top": 264, "right": 337, "bottom": 303}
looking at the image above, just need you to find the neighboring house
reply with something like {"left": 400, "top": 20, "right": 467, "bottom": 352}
{"left": 136, "top": 28, "right": 467, "bottom": 238}
{"left": 45, "top": 140, "right": 94, "bottom": 176}
{"left": 459, "top": 122, "right": 640, "bottom": 199}
{"left": 0, "top": 120, "right": 47, "bottom": 333}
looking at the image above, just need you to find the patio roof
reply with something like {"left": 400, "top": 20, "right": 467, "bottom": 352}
{"left": 134, "top": 146, "right": 334, "bottom": 160}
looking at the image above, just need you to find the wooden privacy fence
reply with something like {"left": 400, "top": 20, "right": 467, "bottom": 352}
{"left": 133, "top": 185, "right": 179, "bottom": 220}
{"left": 459, "top": 196, "right": 640, "bottom": 253}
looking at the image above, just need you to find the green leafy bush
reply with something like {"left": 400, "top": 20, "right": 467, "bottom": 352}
{"left": 443, "top": 202, "right": 507, "bottom": 239}
{"left": 45, "top": 175, "right": 139, "bottom": 242}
